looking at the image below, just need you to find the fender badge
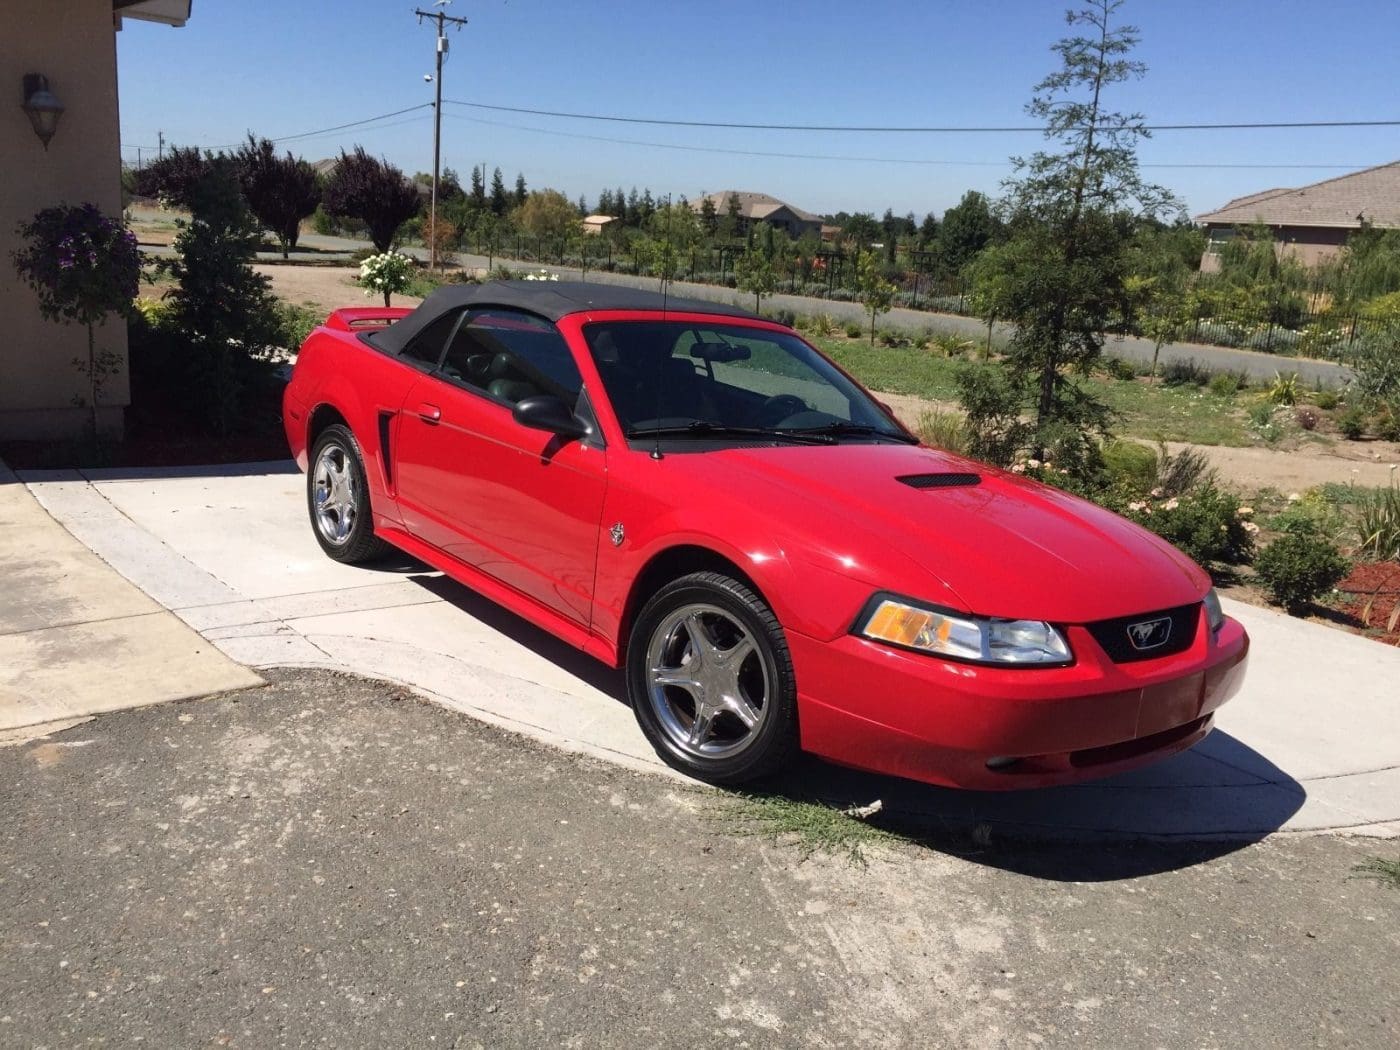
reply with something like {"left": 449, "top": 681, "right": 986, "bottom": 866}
{"left": 609, "top": 522, "right": 625, "bottom": 547}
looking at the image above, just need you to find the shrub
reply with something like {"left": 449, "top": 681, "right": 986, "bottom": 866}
{"left": 1338, "top": 405, "right": 1368, "bottom": 440}
{"left": 275, "top": 301, "right": 321, "bottom": 351}
{"left": 1376, "top": 401, "right": 1400, "bottom": 442}
{"left": 955, "top": 363, "right": 1029, "bottom": 467}
{"left": 813, "top": 313, "right": 837, "bottom": 336}
{"left": 1207, "top": 372, "right": 1241, "bottom": 398}
{"left": 1151, "top": 444, "right": 1216, "bottom": 498}
{"left": 1162, "top": 358, "right": 1209, "bottom": 386}
{"left": 878, "top": 329, "right": 904, "bottom": 347}
{"left": 915, "top": 409, "right": 967, "bottom": 453}
{"left": 1248, "top": 401, "right": 1276, "bottom": 427}
{"left": 157, "top": 158, "right": 283, "bottom": 436}
{"left": 1294, "top": 404, "right": 1320, "bottom": 430}
{"left": 773, "top": 308, "right": 797, "bottom": 328}
{"left": 1267, "top": 371, "right": 1300, "bottom": 405}
{"left": 930, "top": 333, "right": 977, "bottom": 358}
{"left": 1255, "top": 532, "right": 1350, "bottom": 614}
{"left": 1314, "top": 389, "right": 1340, "bottom": 411}
{"left": 1350, "top": 332, "right": 1400, "bottom": 404}
{"left": 1243, "top": 327, "right": 1302, "bottom": 354}
{"left": 1355, "top": 483, "right": 1400, "bottom": 562}
{"left": 844, "top": 321, "right": 863, "bottom": 339}
{"left": 1103, "top": 356, "right": 1136, "bottom": 381}
{"left": 358, "top": 251, "right": 416, "bottom": 307}
{"left": 1102, "top": 439, "right": 1157, "bottom": 492}
{"left": 1122, "top": 484, "right": 1254, "bottom": 569}
{"left": 11, "top": 202, "right": 141, "bottom": 437}
{"left": 1194, "top": 321, "right": 1245, "bottom": 347}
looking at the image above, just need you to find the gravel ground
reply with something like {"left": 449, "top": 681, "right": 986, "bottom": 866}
{"left": 3, "top": 669, "right": 1396, "bottom": 1049}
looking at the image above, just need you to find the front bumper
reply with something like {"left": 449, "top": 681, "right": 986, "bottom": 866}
{"left": 790, "top": 607, "right": 1249, "bottom": 790}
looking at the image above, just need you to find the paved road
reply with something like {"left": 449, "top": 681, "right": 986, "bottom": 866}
{"left": 3, "top": 668, "right": 1397, "bottom": 1049}
{"left": 138, "top": 225, "right": 1353, "bottom": 387}
{"left": 490, "top": 263, "right": 1352, "bottom": 388}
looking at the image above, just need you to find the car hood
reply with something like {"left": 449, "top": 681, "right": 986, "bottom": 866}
{"left": 694, "top": 442, "right": 1208, "bottom": 624}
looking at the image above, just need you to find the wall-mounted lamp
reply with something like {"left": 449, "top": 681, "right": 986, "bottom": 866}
{"left": 21, "top": 74, "right": 65, "bottom": 150}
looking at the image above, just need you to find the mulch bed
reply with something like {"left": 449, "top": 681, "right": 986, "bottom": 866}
{"left": 1334, "top": 560, "right": 1400, "bottom": 646}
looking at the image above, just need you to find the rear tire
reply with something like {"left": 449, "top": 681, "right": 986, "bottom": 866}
{"left": 307, "top": 423, "right": 391, "bottom": 564}
{"left": 627, "top": 571, "right": 799, "bottom": 785}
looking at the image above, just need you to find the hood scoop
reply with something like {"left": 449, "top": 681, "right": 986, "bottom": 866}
{"left": 897, "top": 472, "right": 982, "bottom": 490}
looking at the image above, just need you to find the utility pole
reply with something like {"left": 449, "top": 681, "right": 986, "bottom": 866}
{"left": 157, "top": 129, "right": 164, "bottom": 160}
{"left": 415, "top": 4, "right": 468, "bottom": 270}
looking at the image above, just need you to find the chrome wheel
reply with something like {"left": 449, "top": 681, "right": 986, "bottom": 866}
{"left": 644, "top": 602, "right": 772, "bottom": 760}
{"left": 312, "top": 442, "right": 358, "bottom": 546}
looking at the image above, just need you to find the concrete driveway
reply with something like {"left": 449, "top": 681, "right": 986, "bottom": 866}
{"left": 0, "top": 462, "right": 261, "bottom": 739}
{"left": 18, "top": 461, "right": 1400, "bottom": 841}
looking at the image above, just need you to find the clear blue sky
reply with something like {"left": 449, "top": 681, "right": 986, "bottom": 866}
{"left": 117, "top": 0, "right": 1400, "bottom": 220}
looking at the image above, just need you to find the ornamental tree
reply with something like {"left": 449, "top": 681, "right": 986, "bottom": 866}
{"left": 359, "top": 251, "right": 415, "bottom": 308}
{"left": 961, "top": 0, "right": 1178, "bottom": 473}
{"left": 514, "top": 189, "right": 583, "bottom": 247}
{"left": 323, "top": 147, "right": 421, "bottom": 253}
{"left": 235, "top": 135, "right": 321, "bottom": 258}
{"left": 735, "top": 244, "right": 777, "bottom": 313}
{"left": 12, "top": 202, "right": 141, "bottom": 437}
{"left": 856, "top": 250, "right": 896, "bottom": 344}
{"left": 132, "top": 144, "right": 212, "bottom": 209}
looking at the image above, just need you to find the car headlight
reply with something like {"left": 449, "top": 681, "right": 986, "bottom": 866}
{"left": 857, "top": 596, "right": 1071, "bottom": 666}
{"left": 1203, "top": 588, "right": 1225, "bottom": 634}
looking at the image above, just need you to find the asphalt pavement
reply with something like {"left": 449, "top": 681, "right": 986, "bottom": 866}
{"left": 3, "top": 668, "right": 1397, "bottom": 1049}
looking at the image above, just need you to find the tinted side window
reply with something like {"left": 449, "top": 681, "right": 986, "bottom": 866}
{"left": 400, "top": 310, "right": 463, "bottom": 369}
{"left": 440, "top": 309, "right": 583, "bottom": 408}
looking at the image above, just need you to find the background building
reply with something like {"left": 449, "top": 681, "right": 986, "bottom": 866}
{"left": 1195, "top": 161, "right": 1400, "bottom": 272}
{"left": 1, "top": 0, "right": 191, "bottom": 441}
{"left": 692, "top": 191, "right": 823, "bottom": 240}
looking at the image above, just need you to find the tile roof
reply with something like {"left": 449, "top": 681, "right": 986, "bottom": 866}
{"left": 693, "top": 191, "right": 821, "bottom": 225}
{"left": 1195, "top": 161, "right": 1400, "bottom": 229}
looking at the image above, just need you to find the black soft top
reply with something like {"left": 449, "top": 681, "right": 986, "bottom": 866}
{"left": 370, "top": 279, "right": 765, "bottom": 357}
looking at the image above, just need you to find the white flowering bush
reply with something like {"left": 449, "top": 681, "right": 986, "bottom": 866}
{"left": 522, "top": 268, "right": 559, "bottom": 282}
{"left": 359, "top": 251, "right": 415, "bottom": 307}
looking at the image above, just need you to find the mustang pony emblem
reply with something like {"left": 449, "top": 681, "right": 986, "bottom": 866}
{"left": 609, "top": 522, "right": 625, "bottom": 547}
{"left": 1126, "top": 616, "right": 1172, "bottom": 651}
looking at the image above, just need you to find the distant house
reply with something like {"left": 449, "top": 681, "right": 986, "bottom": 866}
{"left": 582, "top": 214, "right": 618, "bottom": 235}
{"left": 1195, "top": 160, "right": 1400, "bottom": 272}
{"left": 692, "top": 191, "right": 823, "bottom": 240}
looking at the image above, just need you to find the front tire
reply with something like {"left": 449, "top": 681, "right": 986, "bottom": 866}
{"left": 307, "top": 423, "right": 390, "bottom": 564}
{"left": 627, "top": 571, "right": 799, "bottom": 785}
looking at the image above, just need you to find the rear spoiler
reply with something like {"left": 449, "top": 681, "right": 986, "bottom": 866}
{"left": 323, "top": 306, "right": 413, "bottom": 333}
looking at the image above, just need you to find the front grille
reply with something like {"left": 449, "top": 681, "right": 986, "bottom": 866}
{"left": 1086, "top": 602, "right": 1200, "bottom": 663}
{"left": 897, "top": 472, "right": 981, "bottom": 489}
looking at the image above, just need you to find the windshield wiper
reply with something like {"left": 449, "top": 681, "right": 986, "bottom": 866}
{"left": 787, "top": 421, "right": 920, "bottom": 444}
{"left": 627, "top": 422, "right": 834, "bottom": 444}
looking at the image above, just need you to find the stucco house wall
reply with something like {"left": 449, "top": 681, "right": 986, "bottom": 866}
{"left": 1, "top": 0, "right": 128, "bottom": 440}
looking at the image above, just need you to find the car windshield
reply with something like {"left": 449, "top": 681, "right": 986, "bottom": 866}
{"left": 582, "top": 321, "right": 910, "bottom": 442}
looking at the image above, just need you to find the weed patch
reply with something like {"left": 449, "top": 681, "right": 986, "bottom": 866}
{"left": 717, "top": 792, "right": 903, "bottom": 866}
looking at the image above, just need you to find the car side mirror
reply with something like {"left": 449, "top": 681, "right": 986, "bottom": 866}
{"left": 512, "top": 394, "right": 588, "bottom": 439}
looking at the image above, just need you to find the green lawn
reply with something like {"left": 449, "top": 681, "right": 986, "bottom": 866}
{"left": 809, "top": 335, "right": 965, "bottom": 403}
{"left": 807, "top": 334, "right": 1254, "bottom": 447}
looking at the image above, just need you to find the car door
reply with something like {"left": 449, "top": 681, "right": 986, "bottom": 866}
{"left": 393, "top": 307, "right": 608, "bottom": 628}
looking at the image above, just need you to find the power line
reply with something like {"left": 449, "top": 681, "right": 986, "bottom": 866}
{"left": 120, "top": 104, "right": 436, "bottom": 153}
{"left": 444, "top": 113, "right": 1380, "bottom": 172}
{"left": 444, "top": 98, "right": 1400, "bottom": 134}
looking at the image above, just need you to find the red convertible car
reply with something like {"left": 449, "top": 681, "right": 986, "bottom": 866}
{"left": 283, "top": 281, "right": 1249, "bottom": 788}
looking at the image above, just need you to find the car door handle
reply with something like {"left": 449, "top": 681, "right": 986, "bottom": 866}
{"left": 416, "top": 402, "right": 442, "bottom": 424}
